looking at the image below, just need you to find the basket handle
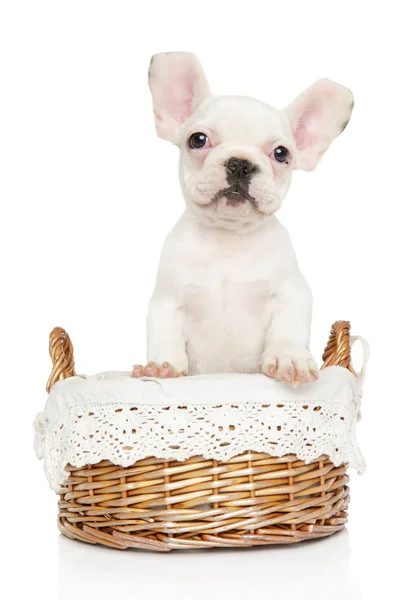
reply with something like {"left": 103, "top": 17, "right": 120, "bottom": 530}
{"left": 321, "top": 320, "right": 356, "bottom": 375}
{"left": 46, "top": 327, "right": 76, "bottom": 393}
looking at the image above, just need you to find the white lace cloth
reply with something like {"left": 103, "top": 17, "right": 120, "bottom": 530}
{"left": 34, "top": 363, "right": 366, "bottom": 491}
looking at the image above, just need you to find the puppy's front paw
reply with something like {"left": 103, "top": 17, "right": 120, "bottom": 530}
{"left": 261, "top": 344, "right": 319, "bottom": 387}
{"left": 132, "top": 362, "right": 187, "bottom": 379}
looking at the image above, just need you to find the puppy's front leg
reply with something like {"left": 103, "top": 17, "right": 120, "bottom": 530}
{"left": 147, "top": 291, "right": 188, "bottom": 372}
{"left": 132, "top": 285, "right": 188, "bottom": 378}
{"left": 262, "top": 275, "right": 318, "bottom": 386}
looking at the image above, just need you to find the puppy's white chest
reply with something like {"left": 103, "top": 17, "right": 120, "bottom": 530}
{"left": 182, "top": 258, "right": 272, "bottom": 373}
{"left": 183, "top": 277, "right": 270, "bottom": 321}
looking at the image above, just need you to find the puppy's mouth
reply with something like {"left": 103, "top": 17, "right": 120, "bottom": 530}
{"left": 212, "top": 187, "right": 259, "bottom": 209}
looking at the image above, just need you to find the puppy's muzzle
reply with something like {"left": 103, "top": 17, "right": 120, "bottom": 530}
{"left": 213, "top": 157, "right": 259, "bottom": 207}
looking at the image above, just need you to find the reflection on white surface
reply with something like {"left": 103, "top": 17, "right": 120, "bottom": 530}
{"left": 57, "top": 529, "right": 361, "bottom": 600}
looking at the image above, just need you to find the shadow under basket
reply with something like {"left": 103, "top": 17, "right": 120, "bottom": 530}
{"left": 48, "top": 321, "right": 355, "bottom": 551}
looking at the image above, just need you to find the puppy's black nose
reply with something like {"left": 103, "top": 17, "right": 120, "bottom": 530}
{"left": 225, "top": 157, "right": 258, "bottom": 179}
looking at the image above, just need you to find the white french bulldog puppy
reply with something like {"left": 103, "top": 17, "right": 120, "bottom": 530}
{"left": 133, "top": 52, "right": 353, "bottom": 386}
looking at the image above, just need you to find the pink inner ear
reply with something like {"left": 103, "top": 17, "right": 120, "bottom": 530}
{"left": 164, "top": 78, "right": 195, "bottom": 124}
{"left": 287, "top": 78, "right": 353, "bottom": 170}
{"left": 295, "top": 122, "right": 320, "bottom": 151}
{"left": 293, "top": 121, "right": 308, "bottom": 149}
{"left": 293, "top": 104, "right": 321, "bottom": 151}
{"left": 150, "top": 53, "right": 211, "bottom": 142}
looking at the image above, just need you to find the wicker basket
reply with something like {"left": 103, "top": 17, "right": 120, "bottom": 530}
{"left": 47, "top": 321, "right": 355, "bottom": 551}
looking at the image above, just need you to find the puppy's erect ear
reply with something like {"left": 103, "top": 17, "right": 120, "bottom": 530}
{"left": 285, "top": 79, "right": 354, "bottom": 171}
{"left": 148, "top": 52, "right": 211, "bottom": 144}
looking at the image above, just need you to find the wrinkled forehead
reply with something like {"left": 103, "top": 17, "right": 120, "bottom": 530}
{"left": 186, "top": 95, "right": 293, "bottom": 145}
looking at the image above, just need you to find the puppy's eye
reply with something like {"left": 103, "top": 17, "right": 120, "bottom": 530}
{"left": 273, "top": 146, "right": 289, "bottom": 163}
{"left": 188, "top": 132, "right": 209, "bottom": 149}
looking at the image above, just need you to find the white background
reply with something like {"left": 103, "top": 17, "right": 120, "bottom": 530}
{"left": 1, "top": 1, "right": 397, "bottom": 598}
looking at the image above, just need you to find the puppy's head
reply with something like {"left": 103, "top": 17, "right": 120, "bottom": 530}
{"left": 149, "top": 52, "right": 353, "bottom": 229}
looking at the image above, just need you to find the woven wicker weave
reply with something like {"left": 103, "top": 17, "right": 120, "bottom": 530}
{"left": 48, "top": 321, "right": 354, "bottom": 550}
